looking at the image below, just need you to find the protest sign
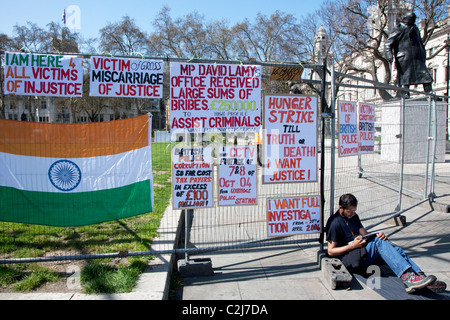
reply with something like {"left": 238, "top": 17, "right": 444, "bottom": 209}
{"left": 338, "top": 101, "right": 358, "bottom": 157}
{"left": 267, "top": 196, "right": 321, "bottom": 237}
{"left": 218, "top": 145, "right": 257, "bottom": 206}
{"left": 263, "top": 94, "right": 318, "bottom": 184}
{"left": 170, "top": 62, "right": 262, "bottom": 133}
{"left": 269, "top": 66, "right": 303, "bottom": 81}
{"left": 90, "top": 56, "right": 164, "bottom": 98}
{"left": 358, "top": 103, "right": 375, "bottom": 154}
{"left": 4, "top": 51, "right": 83, "bottom": 97}
{"left": 172, "top": 146, "right": 213, "bottom": 209}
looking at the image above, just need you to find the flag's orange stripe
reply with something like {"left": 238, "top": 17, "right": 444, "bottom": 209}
{"left": 0, "top": 115, "right": 149, "bottom": 158}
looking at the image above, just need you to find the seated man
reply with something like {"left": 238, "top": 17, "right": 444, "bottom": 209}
{"left": 326, "top": 193, "right": 439, "bottom": 294}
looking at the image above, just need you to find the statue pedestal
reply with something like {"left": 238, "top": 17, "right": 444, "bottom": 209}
{"left": 380, "top": 99, "right": 446, "bottom": 163}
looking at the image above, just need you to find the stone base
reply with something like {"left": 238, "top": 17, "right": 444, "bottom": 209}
{"left": 387, "top": 215, "right": 407, "bottom": 226}
{"left": 321, "top": 257, "right": 353, "bottom": 290}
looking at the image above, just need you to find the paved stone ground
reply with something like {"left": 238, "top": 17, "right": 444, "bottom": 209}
{"left": 179, "top": 206, "right": 450, "bottom": 300}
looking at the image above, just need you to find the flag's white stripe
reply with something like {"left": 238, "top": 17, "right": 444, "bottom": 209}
{"left": 0, "top": 146, "right": 153, "bottom": 193}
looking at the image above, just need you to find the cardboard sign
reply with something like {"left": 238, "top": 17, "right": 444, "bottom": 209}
{"left": 170, "top": 62, "right": 262, "bottom": 133}
{"left": 269, "top": 66, "right": 303, "bottom": 81}
{"left": 218, "top": 145, "right": 257, "bottom": 206}
{"left": 4, "top": 51, "right": 83, "bottom": 97}
{"left": 338, "top": 101, "right": 358, "bottom": 157}
{"left": 90, "top": 56, "right": 164, "bottom": 98}
{"left": 172, "top": 147, "right": 213, "bottom": 210}
{"left": 263, "top": 94, "right": 318, "bottom": 183}
{"left": 267, "top": 196, "right": 321, "bottom": 237}
{"left": 358, "top": 103, "right": 375, "bottom": 154}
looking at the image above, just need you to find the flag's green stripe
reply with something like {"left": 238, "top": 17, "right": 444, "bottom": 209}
{"left": 0, "top": 181, "right": 152, "bottom": 227}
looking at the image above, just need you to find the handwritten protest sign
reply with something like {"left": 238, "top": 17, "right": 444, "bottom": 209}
{"left": 267, "top": 196, "right": 321, "bottom": 237}
{"left": 4, "top": 51, "right": 83, "bottom": 97}
{"left": 269, "top": 66, "right": 303, "bottom": 81}
{"left": 170, "top": 62, "right": 262, "bottom": 133}
{"left": 218, "top": 145, "right": 257, "bottom": 206}
{"left": 358, "top": 103, "right": 375, "bottom": 154}
{"left": 90, "top": 56, "right": 164, "bottom": 98}
{"left": 263, "top": 95, "right": 318, "bottom": 184}
{"left": 338, "top": 101, "right": 358, "bottom": 157}
{"left": 172, "top": 147, "right": 213, "bottom": 210}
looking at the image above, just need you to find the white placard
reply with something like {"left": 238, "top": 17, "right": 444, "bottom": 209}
{"left": 338, "top": 101, "right": 359, "bottom": 157}
{"left": 170, "top": 62, "right": 262, "bottom": 133}
{"left": 90, "top": 56, "right": 163, "bottom": 98}
{"left": 358, "top": 102, "right": 375, "bottom": 154}
{"left": 263, "top": 94, "right": 318, "bottom": 183}
{"left": 267, "top": 196, "right": 321, "bottom": 237}
{"left": 4, "top": 51, "right": 83, "bottom": 97}
{"left": 172, "top": 147, "right": 213, "bottom": 210}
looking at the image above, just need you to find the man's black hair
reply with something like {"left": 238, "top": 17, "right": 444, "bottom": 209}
{"left": 339, "top": 193, "right": 358, "bottom": 209}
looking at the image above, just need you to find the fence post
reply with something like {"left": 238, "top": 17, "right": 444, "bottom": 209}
{"left": 429, "top": 96, "right": 438, "bottom": 201}
{"left": 319, "top": 61, "right": 327, "bottom": 250}
{"left": 329, "top": 66, "right": 336, "bottom": 218}
{"left": 396, "top": 97, "right": 406, "bottom": 211}
{"left": 425, "top": 96, "right": 432, "bottom": 199}
{"left": 177, "top": 131, "right": 214, "bottom": 277}
{"left": 0, "top": 56, "right": 5, "bottom": 119}
{"left": 184, "top": 209, "right": 190, "bottom": 262}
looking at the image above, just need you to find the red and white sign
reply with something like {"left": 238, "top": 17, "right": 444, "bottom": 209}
{"left": 358, "top": 103, "right": 375, "bottom": 154}
{"left": 267, "top": 196, "right": 321, "bottom": 237}
{"left": 170, "top": 62, "right": 262, "bottom": 133}
{"left": 4, "top": 51, "right": 83, "bottom": 97}
{"left": 218, "top": 145, "right": 257, "bottom": 206}
{"left": 90, "top": 56, "right": 164, "bottom": 98}
{"left": 338, "top": 101, "right": 358, "bottom": 157}
{"left": 172, "top": 147, "right": 213, "bottom": 210}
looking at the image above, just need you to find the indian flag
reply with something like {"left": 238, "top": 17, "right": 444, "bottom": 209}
{"left": 0, "top": 114, "right": 153, "bottom": 227}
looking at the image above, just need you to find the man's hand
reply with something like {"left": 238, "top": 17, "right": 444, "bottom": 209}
{"left": 351, "top": 236, "right": 366, "bottom": 249}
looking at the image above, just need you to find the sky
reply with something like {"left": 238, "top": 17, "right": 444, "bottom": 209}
{"left": 0, "top": 0, "right": 325, "bottom": 40}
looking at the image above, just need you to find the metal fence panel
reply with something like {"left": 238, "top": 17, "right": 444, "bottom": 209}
{"left": 331, "top": 69, "right": 449, "bottom": 228}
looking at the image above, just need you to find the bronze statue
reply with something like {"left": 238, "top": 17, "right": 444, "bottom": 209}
{"left": 385, "top": 12, "right": 433, "bottom": 98}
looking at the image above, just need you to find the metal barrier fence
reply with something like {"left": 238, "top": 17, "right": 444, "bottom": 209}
{"left": 0, "top": 56, "right": 449, "bottom": 265}
{"left": 0, "top": 54, "right": 325, "bottom": 264}
{"left": 329, "top": 68, "right": 449, "bottom": 232}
